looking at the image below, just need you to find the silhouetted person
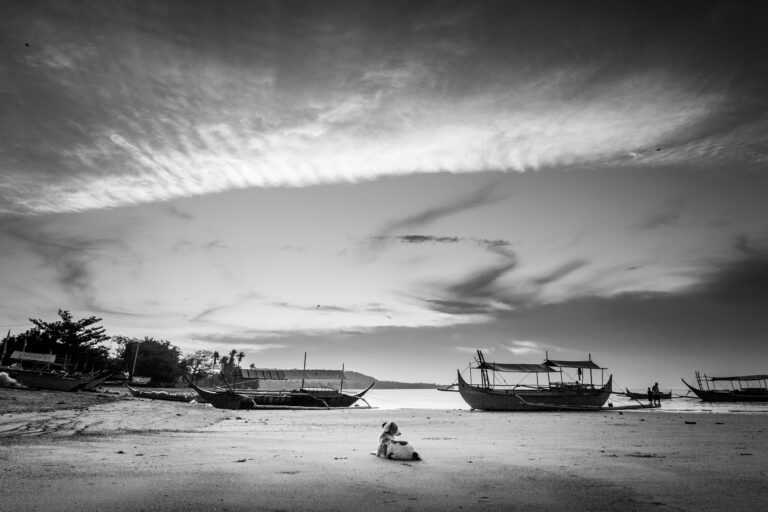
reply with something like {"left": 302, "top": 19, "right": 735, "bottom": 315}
{"left": 652, "top": 382, "right": 661, "bottom": 406}
{"left": 647, "top": 387, "right": 653, "bottom": 405}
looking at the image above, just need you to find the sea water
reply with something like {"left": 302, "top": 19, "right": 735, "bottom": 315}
{"left": 359, "top": 388, "right": 768, "bottom": 414}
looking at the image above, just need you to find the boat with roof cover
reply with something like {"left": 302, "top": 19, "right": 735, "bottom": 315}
{"left": 682, "top": 371, "right": 768, "bottom": 402}
{"left": 0, "top": 351, "right": 107, "bottom": 392}
{"left": 185, "top": 364, "right": 374, "bottom": 410}
{"left": 450, "top": 350, "right": 613, "bottom": 411}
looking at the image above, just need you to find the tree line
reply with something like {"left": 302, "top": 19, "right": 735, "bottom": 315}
{"left": 0, "top": 309, "right": 248, "bottom": 387}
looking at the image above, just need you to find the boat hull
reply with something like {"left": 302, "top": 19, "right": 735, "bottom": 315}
{"left": 457, "top": 372, "right": 613, "bottom": 411}
{"left": 186, "top": 380, "right": 373, "bottom": 410}
{"left": 127, "top": 386, "right": 196, "bottom": 402}
{"left": 0, "top": 367, "right": 95, "bottom": 391}
{"left": 624, "top": 388, "right": 671, "bottom": 400}
{"left": 681, "top": 378, "right": 768, "bottom": 402}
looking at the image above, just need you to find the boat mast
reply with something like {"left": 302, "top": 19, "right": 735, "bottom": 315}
{"left": 301, "top": 352, "right": 307, "bottom": 389}
{"left": 130, "top": 341, "right": 140, "bottom": 385}
{"left": 476, "top": 350, "right": 490, "bottom": 389}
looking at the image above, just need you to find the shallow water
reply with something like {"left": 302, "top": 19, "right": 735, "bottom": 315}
{"left": 360, "top": 388, "right": 768, "bottom": 414}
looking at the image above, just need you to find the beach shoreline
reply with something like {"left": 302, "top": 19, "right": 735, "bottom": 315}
{"left": 1, "top": 388, "right": 766, "bottom": 511}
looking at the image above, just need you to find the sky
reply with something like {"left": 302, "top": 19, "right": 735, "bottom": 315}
{"left": 1, "top": 0, "right": 767, "bottom": 388}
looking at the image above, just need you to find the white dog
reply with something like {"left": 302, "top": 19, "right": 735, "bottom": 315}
{"left": 0, "top": 372, "right": 22, "bottom": 388}
{"left": 376, "top": 421, "right": 421, "bottom": 461}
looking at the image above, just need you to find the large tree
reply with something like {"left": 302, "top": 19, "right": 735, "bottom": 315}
{"left": 113, "top": 336, "right": 183, "bottom": 385}
{"left": 2, "top": 309, "right": 110, "bottom": 371}
{"left": 180, "top": 349, "right": 215, "bottom": 384}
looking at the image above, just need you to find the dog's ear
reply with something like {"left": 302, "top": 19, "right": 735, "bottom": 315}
{"left": 382, "top": 421, "right": 388, "bottom": 428}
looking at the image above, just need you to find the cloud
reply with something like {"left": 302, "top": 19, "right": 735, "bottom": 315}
{"left": 636, "top": 201, "right": 683, "bottom": 231}
{"left": 392, "top": 235, "right": 511, "bottom": 248}
{"left": 396, "top": 235, "right": 460, "bottom": 244}
{"left": 505, "top": 340, "right": 543, "bottom": 356}
{"left": 3, "top": 5, "right": 752, "bottom": 217}
{"left": 377, "top": 183, "right": 504, "bottom": 235}
{"left": 686, "top": 235, "right": 768, "bottom": 305}
{"left": 531, "top": 260, "right": 588, "bottom": 287}
{"left": 0, "top": 220, "right": 126, "bottom": 311}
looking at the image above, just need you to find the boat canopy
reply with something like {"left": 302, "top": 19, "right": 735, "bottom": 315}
{"left": 545, "top": 359, "right": 603, "bottom": 370}
{"left": 237, "top": 368, "right": 346, "bottom": 380}
{"left": 10, "top": 351, "right": 57, "bottom": 363}
{"left": 709, "top": 374, "right": 768, "bottom": 382}
{"left": 478, "top": 362, "right": 555, "bottom": 373}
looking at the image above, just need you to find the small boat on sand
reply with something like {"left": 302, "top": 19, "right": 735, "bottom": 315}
{"left": 682, "top": 371, "right": 768, "bottom": 402}
{"left": 449, "top": 350, "right": 614, "bottom": 411}
{"left": 624, "top": 388, "right": 672, "bottom": 400}
{"left": 127, "top": 385, "right": 197, "bottom": 402}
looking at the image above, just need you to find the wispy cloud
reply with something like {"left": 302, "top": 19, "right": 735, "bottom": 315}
{"left": 505, "top": 340, "right": 543, "bottom": 356}
{"left": 3, "top": 3, "right": 758, "bottom": 216}
{"left": 376, "top": 184, "right": 504, "bottom": 236}
{"left": 0, "top": 220, "right": 133, "bottom": 312}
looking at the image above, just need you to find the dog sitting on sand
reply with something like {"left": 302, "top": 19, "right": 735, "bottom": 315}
{"left": 0, "top": 372, "right": 22, "bottom": 388}
{"left": 376, "top": 421, "right": 421, "bottom": 461}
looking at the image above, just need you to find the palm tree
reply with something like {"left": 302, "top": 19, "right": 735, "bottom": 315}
{"left": 237, "top": 351, "right": 245, "bottom": 368}
{"left": 212, "top": 351, "right": 219, "bottom": 368}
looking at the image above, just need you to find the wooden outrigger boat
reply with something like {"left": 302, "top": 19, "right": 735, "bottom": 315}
{"left": 624, "top": 388, "right": 672, "bottom": 400}
{"left": 185, "top": 362, "right": 374, "bottom": 410}
{"left": 0, "top": 351, "right": 107, "bottom": 392}
{"left": 451, "top": 350, "right": 613, "bottom": 411}
{"left": 127, "top": 385, "right": 197, "bottom": 402}
{"left": 682, "top": 371, "right": 768, "bottom": 402}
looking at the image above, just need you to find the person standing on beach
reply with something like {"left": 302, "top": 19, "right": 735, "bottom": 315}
{"left": 647, "top": 387, "right": 653, "bottom": 405}
{"left": 652, "top": 382, "right": 661, "bottom": 406}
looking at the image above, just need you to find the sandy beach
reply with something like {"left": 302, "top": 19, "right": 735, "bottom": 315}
{"left": 1, "top": 388, "right": 766, "bottom": 512}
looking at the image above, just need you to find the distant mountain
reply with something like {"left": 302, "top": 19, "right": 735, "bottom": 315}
{"left": 253, "top": 370, "right": 444, "bottom": 390}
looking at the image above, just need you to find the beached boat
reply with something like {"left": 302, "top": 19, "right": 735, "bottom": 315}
{"left": 0, "top": 351, "right": 105, "bottom": 391}
{"left": 453, "top": 350, "right": 613, "bottom": 411}
{"left": 185, "top": 365, "right": 374, "bottom": 410}
{"left": 0, "top": 366, "right": 99, "bottom": 391}
{"left": 80, "top": 371, "right": 113, "bottom": 391}
{"left": 127, "top": 385, "right": 196, "bottom": 402}
{"left": 682, "top": 371, "right": 768, "bottom": 402}
{"left": 624, "top": 388, "right": 672, "bottom": 400}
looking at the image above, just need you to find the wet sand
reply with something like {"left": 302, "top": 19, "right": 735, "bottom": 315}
{"left": 1, "top": 387, "right": 766, "bottom": 512}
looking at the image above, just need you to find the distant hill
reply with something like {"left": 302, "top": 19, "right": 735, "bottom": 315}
{"left": 250, "top": 370, "right": 444, "bottom": 390}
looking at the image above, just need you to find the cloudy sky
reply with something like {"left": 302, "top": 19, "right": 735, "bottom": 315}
{"left": 1, "top": 0, "right": 767, "bottom": 387}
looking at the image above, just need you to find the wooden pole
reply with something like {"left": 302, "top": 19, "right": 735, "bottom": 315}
{"left": 130, "top": 342, "right": 140, "bottom": 384}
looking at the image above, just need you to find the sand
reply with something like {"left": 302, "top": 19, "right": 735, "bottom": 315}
{"left": 1, "top": 388, "right": 767, "bottom": 512}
